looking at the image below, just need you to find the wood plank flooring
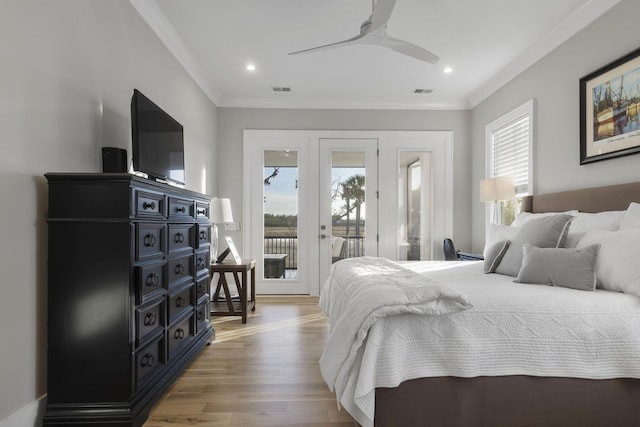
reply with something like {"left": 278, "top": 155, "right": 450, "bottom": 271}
{"left": 144, "top": 296, "right": 356, "bottom": 427}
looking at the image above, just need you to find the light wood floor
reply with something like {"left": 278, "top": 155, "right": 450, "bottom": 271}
{"left": 144, "top": 296, "right": 356, "bottom": 426}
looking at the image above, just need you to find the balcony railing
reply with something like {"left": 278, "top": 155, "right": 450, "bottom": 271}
{"left": 263, "top": 235, "right": 364, "bottom": 269}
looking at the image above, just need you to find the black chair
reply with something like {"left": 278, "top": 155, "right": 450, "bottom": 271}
{"left": 443, "top": 238, "right": 458, "bottom": 261}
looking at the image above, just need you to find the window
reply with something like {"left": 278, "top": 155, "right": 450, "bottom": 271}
{"left": 485, "top": 99, "right": 534, "bottom": 225}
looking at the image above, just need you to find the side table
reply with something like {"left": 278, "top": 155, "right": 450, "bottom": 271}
{"left": 210, "top": 259, "right": 256, "bottom": 323}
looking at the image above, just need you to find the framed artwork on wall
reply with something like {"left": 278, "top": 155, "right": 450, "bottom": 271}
{"left": 580, "top": 46, "right": 640, "bottom": 164}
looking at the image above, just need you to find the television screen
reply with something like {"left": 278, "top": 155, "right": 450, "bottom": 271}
{"left": 131, "top": 89, "right": 185, "bottom": 185}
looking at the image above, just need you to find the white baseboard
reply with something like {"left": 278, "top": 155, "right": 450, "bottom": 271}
{"left": 0, "top": 397, "right": 45, "bottom": 427}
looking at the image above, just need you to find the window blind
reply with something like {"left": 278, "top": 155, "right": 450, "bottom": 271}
{"left": 490, "top": 115, "right": 529, "bottom": 196}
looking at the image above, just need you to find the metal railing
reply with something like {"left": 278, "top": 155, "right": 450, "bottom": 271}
{"left": 263, "top": 235, "right": 364, "bottom": 269}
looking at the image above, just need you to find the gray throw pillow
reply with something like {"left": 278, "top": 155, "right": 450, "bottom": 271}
{"left": 514, "top": 244, "right": 600, "bottom": 291}
{"left": 494, "top": 214, "right": 574, "bottom": 277}
{"left": 483, "top": 240, "right": 510, "bottom": 273}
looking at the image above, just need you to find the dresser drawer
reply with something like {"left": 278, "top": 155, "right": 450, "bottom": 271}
{"left": 196, "top": 202, "right": 210, "bottom": 221}
{"left": 196, "top": 224, "right": 211, "bottom": 249}
{"left": 168, "top": 314, "right": 194, "bottom": 359}
{"left": 167, "top": 254, "right": 194, "bottom": 289}
{"left": 168, "top": 197, "right": 194, "bottom": 220}
{"left": 136, "top": 224, "right": 165, "bottom": 261}
{"left": 168, "top": 224, "right": 195, "bottom": 254}
{"left": 195, "top": 300, "right": 210, "bottom": 335}
{"left": 135, "top": 298, "right": 165, "bottom": 347}
{"left": 134, "top": 190, "right": 165, "bottom": 219}
{"left": 195, "top": 248, "right": 210, "bottom": 279}
{"left": 195, "top": 275, "right": 210, "bottom": 302}
{"left": 168, "top": 284, "right": 193, "bottom": 322}
{"left": 135, "top": 261, "right": 166, "bottom": 305}
{"left": 135, "top": 335, "right": 165, "bottom": 390}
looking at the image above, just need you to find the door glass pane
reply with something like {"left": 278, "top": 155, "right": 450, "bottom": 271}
{"left": 263, "top": 150, "right": 298, "bottom": 280}
{"left": 331, "top": 151, "right": 365, "bottom": 262}
{"left": 398, "top": 152, "right": 432, "bottom": 260}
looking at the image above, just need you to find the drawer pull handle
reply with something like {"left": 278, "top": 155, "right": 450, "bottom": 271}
{"left": 199, "top": 230, "right": 208, "bottom": 240}
{"left": 174, "top": 264, "right": 185, "bottom": 275}
{"left": 197, "top": 208, "right": 207, "bottom": 215}
{"left": 197, "top": 257, "right": 206, "bottom": 268}
{"left": 143, "top": 312, "right": 157, "bottom": 326}
{"left": 142, "top": 201, "right": 156, "bottom": 210}
{"left": 174, "top": 232, "right": 185, "bottom": 243}
{"left": 175, "top": 296, "right": 185, "bottom": 307}
{"left": 174, "top": 328, "right": 185, "bottom": 339}
{"left": 140, "top": 353, "right": 155, "bottom": 367}
{"left": 176, "top": 206, "right": 186, "bottom": 213}
{"left": 143, "top": 233, "right": 157, "bottom": 247}
{"left": 197, "top": 311, "right": 205, "bottom": 321}
{"left": 146, "top": 273, "right": 160, "bottom": 287}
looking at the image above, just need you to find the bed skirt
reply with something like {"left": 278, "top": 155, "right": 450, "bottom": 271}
{"left": 375, "top": 376, "right": 640, "bottom": 427}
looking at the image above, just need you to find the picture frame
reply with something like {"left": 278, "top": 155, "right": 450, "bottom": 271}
{"left": 225, "top": 236, "right": 242, "bottom": 264}
{"left": 580, "top": 46, "right": 640, "bottom": 164}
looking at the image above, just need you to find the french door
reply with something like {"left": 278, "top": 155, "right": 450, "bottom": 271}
{"left": 243, "top": 130, "right": 452, "bottom": 296}
{"left": 318, "top": 138, "right": 378, "bottom": 289}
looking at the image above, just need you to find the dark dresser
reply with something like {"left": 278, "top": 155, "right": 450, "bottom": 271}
{"left": 43, "top": 173, "right": 214, "bottom": 426}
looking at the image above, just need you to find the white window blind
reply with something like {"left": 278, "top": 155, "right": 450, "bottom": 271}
{"left": 490, "top": 115, "right": 530, "bottom": 196}
{"left": 486, "top": 99, "right": 533, "bottom": 198}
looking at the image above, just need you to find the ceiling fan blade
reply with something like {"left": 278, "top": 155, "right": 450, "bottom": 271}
{"left": 380, "top": 35, "right": 440, "bottom": 63}
{"left": 288, "top": 33, "right": 365, "bottom": 56}
{"left": 369, "top": 0, "right": 397, "bottom": 32}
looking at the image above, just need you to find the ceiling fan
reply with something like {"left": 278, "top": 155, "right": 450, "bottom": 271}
{"left": 288, "top": 0, "right": 439, "bottom": 64}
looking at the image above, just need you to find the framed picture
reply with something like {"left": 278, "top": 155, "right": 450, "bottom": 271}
{"left": 580, "top": 47, "right": 640, "bottom": 164}
{"left": 225, "top": 236, "right": 242, "bottom": 264}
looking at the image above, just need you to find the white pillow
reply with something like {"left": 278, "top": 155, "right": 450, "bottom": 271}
{"left": 511, "top": 210, "right": 578, "bottom": 227}
{"left": 565, "top": 210, "right": 624, "bottom": 248}
{"left": 576, "top": 229, "right": 640, "bottom": 298}
{"left": 483, "top": 223, "right": 517, "bottom": 259}
{"left": 619, "top": 202, "right": 640, "bottom": 230}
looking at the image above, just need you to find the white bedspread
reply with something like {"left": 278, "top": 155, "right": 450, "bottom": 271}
{"left": 319, "top": 257, "right": 473, "bottom": 426}
{"left": 320, "top": 259, "right": 640, "bottom": 427}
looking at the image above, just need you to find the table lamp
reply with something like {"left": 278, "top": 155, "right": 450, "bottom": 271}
{"left": 480, "top": 177, "right": 515, "bottom": 224}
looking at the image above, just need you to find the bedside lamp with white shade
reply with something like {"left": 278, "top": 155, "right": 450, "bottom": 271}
{"left": 480, "top": 177, "right": 515, "bottom": 224}
{"left": 211, "top": 198, "right": 233, "bottom": 261}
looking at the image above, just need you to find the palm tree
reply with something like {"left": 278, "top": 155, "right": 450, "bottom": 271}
{"left": 340, "top": 174, "right": 365, "bottom": 236}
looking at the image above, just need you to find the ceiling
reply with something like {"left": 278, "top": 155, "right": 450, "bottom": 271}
{"left": 133, "top": 0, "right": 620, "bottom": 110}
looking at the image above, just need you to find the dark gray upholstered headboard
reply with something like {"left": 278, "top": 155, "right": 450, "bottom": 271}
{"left": 521, "top": 181, "right": 640, "bottom": 213}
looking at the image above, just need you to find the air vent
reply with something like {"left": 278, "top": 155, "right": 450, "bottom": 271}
{"left": 272, "top": 87, "right": 291, "bottom": 92}
{"left": 413, "top": 89, "right": 433, "bottom": 94}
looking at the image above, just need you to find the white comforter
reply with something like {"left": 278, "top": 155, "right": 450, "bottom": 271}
{"left": 319, "top": 257, "right": 473, "bottom": 426}
{"left": 320, "top": 258, "right": 640, "bottom": 427}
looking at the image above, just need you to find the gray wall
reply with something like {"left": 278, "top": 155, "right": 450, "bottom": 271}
{"left": 470, "top": 0, "right": 640, "bottom": 252}
{"left": 0, "top": 0, "right": 217, "bottom": 422}
{"left": 217, "top": 108, "right": 472, "bottom": 253}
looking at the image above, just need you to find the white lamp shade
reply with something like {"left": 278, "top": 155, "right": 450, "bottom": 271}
{"left": 211, "top": 198, "right": 233, "bottom": 223}
{"left": 480, "top": 177, "right": 515, "bottom": 202}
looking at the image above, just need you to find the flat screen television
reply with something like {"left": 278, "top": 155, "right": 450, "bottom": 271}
{"left": 131, "top": 89, "right": 185, "bottom": 185}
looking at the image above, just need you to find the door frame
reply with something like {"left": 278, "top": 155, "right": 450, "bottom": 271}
{"left": 243, "top": 130, "right": 453, "bottom": 296}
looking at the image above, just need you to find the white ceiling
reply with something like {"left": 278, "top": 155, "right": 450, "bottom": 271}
{"left": 132, "top": 0, "right": 621, "bottom": 110}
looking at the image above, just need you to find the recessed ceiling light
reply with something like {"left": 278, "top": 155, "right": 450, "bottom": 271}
{"left": 443, "top": 67, "right": 453, "bottom": 74}
{"left": 246, "top": 64, "right": 256, "bottom": 71}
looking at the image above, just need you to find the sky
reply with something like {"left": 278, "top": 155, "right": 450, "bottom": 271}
{"left": 263, "top": 166, "right": 365, "bottom": 216}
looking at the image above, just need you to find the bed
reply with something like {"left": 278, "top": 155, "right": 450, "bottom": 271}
{"left": 319, "top": 181, "right": 640, "bottom": 427}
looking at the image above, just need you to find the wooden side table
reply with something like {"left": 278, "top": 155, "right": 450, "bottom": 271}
{"left": 210, "top": 259, "right": 256, "bottom": 323}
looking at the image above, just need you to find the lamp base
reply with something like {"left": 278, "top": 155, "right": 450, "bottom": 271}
{"left": 211, "top": 223, "right": 219, "bottom": 262}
